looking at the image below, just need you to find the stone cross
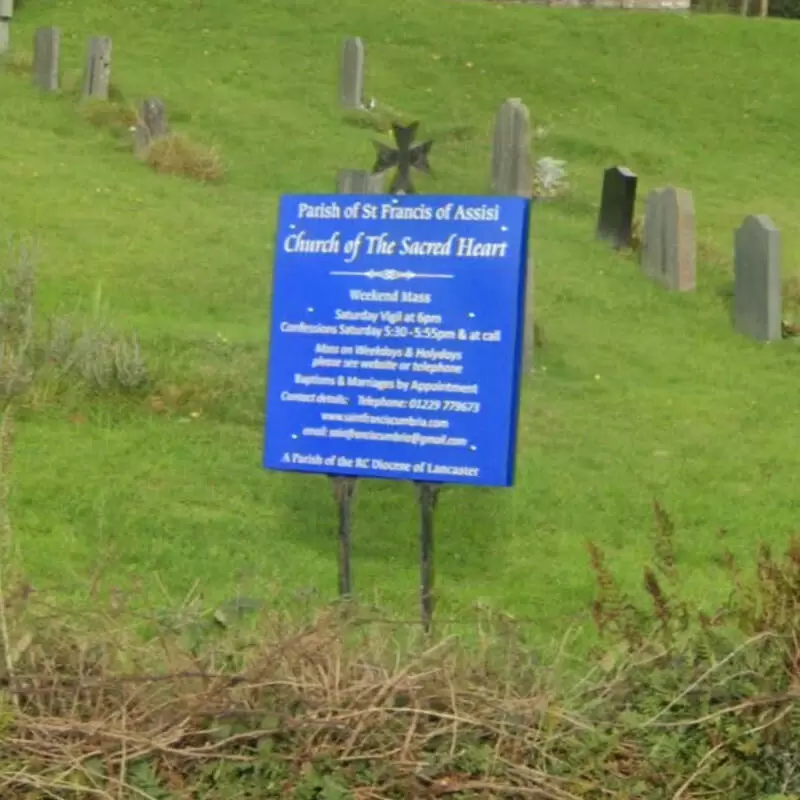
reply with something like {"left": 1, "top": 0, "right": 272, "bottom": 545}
{"left": 371, "top": 122, "right": 432, "bottom": 195}
{"left": 596, "top": 166, "right": 637, "bottom": 249}
{"left": 641, "top": 186, "right": 696, "bottom": 292}
{"left": 82, "top": 36, "right": 112, "bottom": 101}
{"left": 0, "top": 0, "right": 12, "bottom": 56}
{"left": 339, "top": 37, "right": 365, "bottom": 110}
{"left": 733, "top": 215, "right": 782, "bottom": 342}
{"left": 33, "top": 26, "right": 60, "bottom": 92}
{"left": 491, "top": 98, "right": 532, "bottom": 197}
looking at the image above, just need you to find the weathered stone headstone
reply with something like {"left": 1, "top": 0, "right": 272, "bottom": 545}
{"left": 596, "top": 165, "right": 637, "bottom": 249}
{"left": 336, "top": 169, "right": 383, "bottom": 194}
{"left": 132, "top": 97, "right": 169, "bottom": 159}
{"left": 339, "top": 37, "right": 364, "bottom": 110}
{"left": 662, "top": 187, "right": 696, "bottom": 292}
{"left": 82, "top": 36, "right": 112, "bottom": 100}
{"left": 33, "top": 26, "right": 59, "bottom": 91}
{"left": 490, "top": 99, "right": 534, "bottom": 372}
{"left": 641, "top": 186, "right": 695, "bottom": 292}
{"left": 491, "top": 98, "right": 532, "bottom": 197}
{"left": 641, "top": 188, "right": 665, "bottom": 280}
{"left": 0, "top": 0, "right": 12, "bottom": 56}
{"left": 733, "top": 215, "right": 781, "bottom": 342}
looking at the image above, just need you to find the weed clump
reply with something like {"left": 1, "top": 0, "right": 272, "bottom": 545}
{"left": 782, "top": 274, "right": 800, "bottom": 335}
{"left": 79, "top": 98, "right": 139, "bottom": 137}
{"left": 0, "top": 239, "right": 148, "bottom": 405}
{"left": 0, "top": 51, "right": 32, "bottom": 77}
{"left": 146, "top": 133, "right": 225, "bottom": 183}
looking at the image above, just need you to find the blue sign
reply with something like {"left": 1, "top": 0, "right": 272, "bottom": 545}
{"left": 263, "top": 194, "right": 530, "bottom": 488}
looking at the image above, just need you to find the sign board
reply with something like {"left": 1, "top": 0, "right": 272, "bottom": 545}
{"left": 263, "top": 194, "right": 530, "bottom": 487}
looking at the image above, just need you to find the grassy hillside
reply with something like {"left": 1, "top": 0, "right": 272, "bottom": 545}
{"left": 1, "top": 0, "right": 799, "bottom": 644}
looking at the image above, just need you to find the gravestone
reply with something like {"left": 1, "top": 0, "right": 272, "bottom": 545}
{"left": 82, "top": 36, "right": 112, "bottom": 101}
{"left": 733, "top": 215, "right": 781, "bottom": 342}
{"left": 596, "top": 166, "right": 637, "bottom": 249}
{"left": 0, "top": 0, "right": 12, "bottom": 56}
{"left": 490, "top": 99, "right": 534, "bottom": 372}
{"left": 339, "top": 37, "right": 364, "bottom": 110}
{"left": 641, "top": 188, "right": 665, "bottom": 280}
{"left": 33, "top": 26, "right": 59, "bottom": 91}
{"left": 641, "top": 186, "right": 695, "bottom": 292}
{"left": 132, "top": 97, "right": 169, "bottom": 159}
{"left": 662, "top": 187, "right": 696, "bottom": 292}
{"left": 491, "top": 98, "right": 532, "bottom": 197}
{"left": 336, "top": 169, "right": 383, "bottom": 194}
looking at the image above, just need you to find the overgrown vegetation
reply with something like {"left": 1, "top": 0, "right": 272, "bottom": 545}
{"left": 145, "top": 133, "right": 225, "bottom": 183}
{"left": 1, "top": 495, "right": 800, "bottom": 797}
{"left": 0, "top": 240, "right": 148, "bottom": 405}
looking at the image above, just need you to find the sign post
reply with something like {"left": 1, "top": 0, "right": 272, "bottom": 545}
{"left": 264, "top": 190, "right": 530, "bottom": 629}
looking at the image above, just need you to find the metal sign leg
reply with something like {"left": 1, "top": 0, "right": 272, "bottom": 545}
{"left": 329, "top": 475, "right": 358, "bottom": 598}
{"left": 416, "top": 481, "right": 441, "bottom": 633}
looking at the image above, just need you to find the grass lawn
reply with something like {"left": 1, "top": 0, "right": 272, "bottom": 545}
{"left": 1, "top": 0, "right": 799, "bottom": 646}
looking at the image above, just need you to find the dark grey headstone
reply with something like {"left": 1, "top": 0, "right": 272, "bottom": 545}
{"left": 0, "top": 0, "right": 12, "bottom": 55}
{"left": 33, "top": 26, "right": 59, "bottom": 91}
{"left": 82, "top": 36, "right": 112, "bottom": 100}
{"left": 596, "top": 166, "right": 637, "bottom": 249}
{"left": 641, "top": 186, "right": 695, "bottom": 292}
{"left": 491, "top": 98, "right": 532, "bottom": 198}
{"left": 336, "top": 169, "right": 383, "bottom": 194}
{"left": 733, "top": 215, "right": 781, "bottom": 342}
{"left": 339, "top": 37, "right": 364, "bottom": 110}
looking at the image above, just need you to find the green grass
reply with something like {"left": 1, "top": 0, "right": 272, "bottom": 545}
{"left": 1, "top": 0, "right": 799, "bottom": 646}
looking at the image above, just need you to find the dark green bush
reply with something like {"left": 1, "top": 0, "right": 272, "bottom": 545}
{"left": 768, "top": 0, "right": 800, "bottom": 17}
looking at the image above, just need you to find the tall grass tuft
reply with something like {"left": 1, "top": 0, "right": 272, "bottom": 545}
{"left": 0, "top": 238, "right": 149, "bottom": 405}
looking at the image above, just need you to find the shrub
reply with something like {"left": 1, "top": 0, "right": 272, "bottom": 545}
{"left": 80, "top": 98, "right": 139, "bottom": 137}
{"left": 586, "top": 502, "right": 800, "bottom": 798}
{"left": 146, "top": 133, "right": 225, "bottom": 183}
{"left": 767, "top": 0, "right": 800, "bottom": 16}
